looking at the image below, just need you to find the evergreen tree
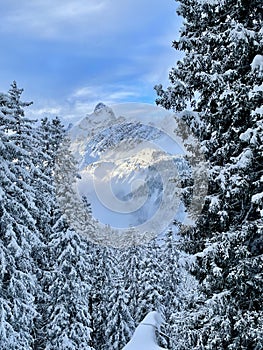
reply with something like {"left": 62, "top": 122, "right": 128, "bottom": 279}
{"left": 135, "top": 241, "right": 165, "bottom": 327}
{"left": 155, "top": 1, "right": 263, "bottom": 348}
{"left": 162, "top": 229, "right": 204, "bottom": 350}
{"left": 0, "top": 84, "right": 38, "bottom": 349}
{"left": 33, "top": 116, "right": 65, "bottom": 251}
{"left": 89, "top": 244, "right": 111, "bottom": 349}
{"left": 161, "top": 230, "right": 181, "bottom": 318}
{"left": 121, "top": 245, "right": 142, "bottom": 322}
{"left": 45, "top": 226, "right": 93, "bottom": 350}
{"left": 103, "top": 255, "right": 134, "bottom": 350}
{"left": 44, "top": 137, "right": 94, "bottom": 350}
{"left": 160, "top": 229, "right": 183, "bottom": 348}
{"left": 32, "top": 117, "right": 66, "bottom": 349}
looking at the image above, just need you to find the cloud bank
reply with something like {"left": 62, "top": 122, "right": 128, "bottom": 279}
{"left": 0, "top": 0, "right": 182, "bottom": 123}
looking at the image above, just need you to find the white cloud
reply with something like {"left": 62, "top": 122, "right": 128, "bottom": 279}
{"left": 1, "top": 0, "right": 107, "bottom": 39}
{"left": 26, "top": 82, "right": 148, "bottom": 123}
{"left": 70, "top": 83, "right": 141, "bottom": 102}
{"left": 2, "top": 0, "right": 183, "bottom": 125}
{"left": 29, "top": 106, "right": 63, "bottom": 116}
{"left": 71, "top": 86, "right": 96, "bottom": 98}
{"left": 1, "top": 0, "right": 178, "bottom": 42}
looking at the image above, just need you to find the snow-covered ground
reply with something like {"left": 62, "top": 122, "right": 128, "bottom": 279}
{"left": 122, "top": 311, "right": 167, "bottom": 350}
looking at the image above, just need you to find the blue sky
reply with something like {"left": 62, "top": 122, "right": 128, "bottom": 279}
{"left": 0, "top": 0, "right": 183, "bottom": 123}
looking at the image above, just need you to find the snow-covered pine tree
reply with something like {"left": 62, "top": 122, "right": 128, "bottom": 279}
{"left": 135, "top": 240, "right": 165, "bottom": 329}
{"left": 32, "top": 117, "right": 67, "bottom": 349}
{"left": 120, "top": 240, "right": 169, "bottom": 348}
{"left": 160, "top": 229, "right": 183, "bottom": 349}
{"left": 155, "top": 1, "right": 263, "bottom": 348}
{"left": 0, "top": 84, "right": 38, "bottom": 349}
{"left": 161, "top": 228, "right": 204, "bottom": 350}
{"left": 103, "top": 253, "right": 134, "bottom": 350}
{"left": 45, "top": 225, "right": 94, "bottom": 350}
{"left": 44, "top": 136, "right": 94, "bottom": 350}
{"left": 161, "top": 230, "right": 181, "bottom": 319}
{"left": 121, "top": 245, "right": 142, "bottom": 322}
{"left": 89, "top": 244, "right": 112, "bottom": 349}
{"left": 33, "top": 117, "right": 65, "bottom": 250}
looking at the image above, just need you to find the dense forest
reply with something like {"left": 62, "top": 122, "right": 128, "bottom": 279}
{"left": 155, "top": 0, "right": 263, "bottom": 348}
{"left": 0, "top": 0, "right": 262, "bottom": 349}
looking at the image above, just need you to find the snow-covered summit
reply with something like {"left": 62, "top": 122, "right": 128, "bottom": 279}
{"left": 69, "top": 103, "right": 123, "bottom": 161}
{"left": 122, "top": 311, "right": 167, "bottom": 350}
{"left": 94, "top": 102, "right": 107, "bottom": 112}
{"left": 93, "top": 102, "right": 116, "bottom": 120}
{"left": 68, "top": 103, "right": 189, "bottom": 236}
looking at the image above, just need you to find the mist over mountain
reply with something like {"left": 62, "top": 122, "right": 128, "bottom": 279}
{"left": 69, "top": 103, "right": 190, "bottom": 229}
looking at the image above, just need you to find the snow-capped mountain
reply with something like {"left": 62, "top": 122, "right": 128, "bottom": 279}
{"left": 69, "top": 103, "right": 189, "bottom": 231}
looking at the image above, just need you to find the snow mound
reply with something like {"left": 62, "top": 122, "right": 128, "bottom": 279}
{"left": 122, "top": 311, "right": 167, "bottom": 350}
{"left": 251, "top": 55, "right": 263, "bottom": 77}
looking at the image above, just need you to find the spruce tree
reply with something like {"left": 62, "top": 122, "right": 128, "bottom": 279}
{"left": 103, "top": 259, "right": 134, "bottom": 350}
{"left": 45, "top": 226, "right": 93, "bottom": 350}
{"left": 43, "top": 136, "right": 94, "bottom": 350}
{"left": 32, "top": 117, "right": 67, "bottom": 349}
{"left": 155, "top": 1, "right": 263, "bottom": 348}
{"left": 161, "top": 230, "right": 181, "bottom": 318}
{"left": 160, "top": 229, "right": 184, "bottom": 348}
{"left": 161, "top": 229, "right": 204, "bottom": 350}
{"left": 121, "top": 245, "right": 142, "bottom": 322}
{"left": 0, "top": 84, "right": 38, "bottom": 349}
{"left": 135, "top": 241, "right": 165, "bottom": 326}
{"left": 89, "top": 244, "right": 111, "bottom": 349}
